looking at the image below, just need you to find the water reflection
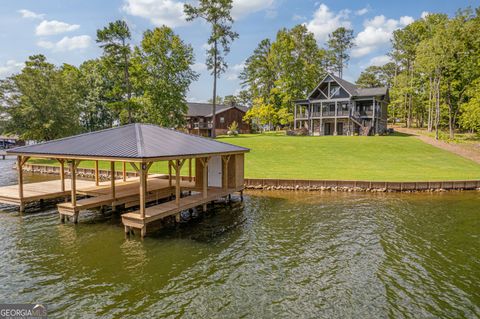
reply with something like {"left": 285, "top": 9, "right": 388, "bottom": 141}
{"left": 0, "top": 158, "right": 479, "bottom": 318}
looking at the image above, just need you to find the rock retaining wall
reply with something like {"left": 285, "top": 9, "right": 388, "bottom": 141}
{"left": 22, "top": 164, "right": 480, "bottom": 193}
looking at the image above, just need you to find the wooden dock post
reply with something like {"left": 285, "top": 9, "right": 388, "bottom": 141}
{"left": 133, "top": 161, "right": 153, "bottom": 238}
{"left": 199, "top": 157, "right": 210, "bottom": 212}
{"left": 222, "top": 155, "right": 230, "bottom": 191}
{"left": 122, "top": 162, "right": 127, "bottom": 182}
{"left": 188, "top": 158, "right": 192, "bottom": 182}
{"left": 175, "top": 160, "right": 181, "bottom": 206}
{"left": 168, "top": 161, "right": 172, "bottom": 187}
{"left": 110, "top": 161, "right": 116, "bottom": 212}
{"left": 94, "top": 160, "right": 99, "bottom": 186}
{"left": 57, "top": 159, "right": 65, "bottom": 192}
{"left": 69, "top": 160, "right": 79, "bottom": 223}
{"left": 17, "top": 156, "right": 25, "bottom": 212}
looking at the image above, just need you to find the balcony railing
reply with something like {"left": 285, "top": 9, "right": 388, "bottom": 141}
{"left": 192, "top": 122, "right": 212, "bottom": 129}
{"left": 296, "top": 107, "right": 374, "bottom": 118}
{"left": 359, "top": 110, "right": 373, "bottom": 117}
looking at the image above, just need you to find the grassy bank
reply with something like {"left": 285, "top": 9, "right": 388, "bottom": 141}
{"left": 29, "top": 133, "right": 480, "bottom": 182}
{"left": 216, "top": 133, "right": 480, "bottom": 181}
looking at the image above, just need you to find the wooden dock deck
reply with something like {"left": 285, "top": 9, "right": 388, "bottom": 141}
{"left": 58, "top": 176, "right": 196, "bottom": 221}
{"left": 122, "top": 186, "right": 244, "bottom": 236}
{"left": 0, "top": 179, "right": 98, "bottom": 206}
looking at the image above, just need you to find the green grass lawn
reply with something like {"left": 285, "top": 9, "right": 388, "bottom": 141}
{"left": 29, "top": 133, "right": 480, "bottom": 182}
{"left": 216, "top": 133, "right": 480, "bottom": 181}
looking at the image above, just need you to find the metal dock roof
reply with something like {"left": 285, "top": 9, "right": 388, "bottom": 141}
{"left": 7, "top": 124, "right": 249, "bottom": 160}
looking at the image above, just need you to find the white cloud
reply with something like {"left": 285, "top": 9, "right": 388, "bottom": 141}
{"left": 421, "top": 11, "right": 430, "bottom": 19}
{"left": 369, "top": 55, "right": 391, "bottom": 66}
{"left": 355, "top": 8, "right": 369, "bottom": 16}
{"left": 306, "top": 4, "right": 351, "bottom": 44}
{"left": 192, "top": 62, "right": 207, "bottom": 72}
{"left": 352, "top": 15, "right": 414, "bottom": 57}
{"left": 0, "top": 60, "right": 24, "bottom": 78}
{"left": 226, "top": 62, "right": 245, "bottom": 81}
{"left": 231, "top": 0, "right": 275, "bottom": 19}
{"left": 122, "top": 0, "right": 188, "bottom": 28}
{"left": 37, "top": 35, "right": 91, "bottom": 51}
{"left": 18, "top": 9, "right": 44, "bottom": 19}
{"left": 35, "top": 20, "right": 80, "bottom": 36}
{"left": 292, "top": 14, "right": 306, "bottom": 21}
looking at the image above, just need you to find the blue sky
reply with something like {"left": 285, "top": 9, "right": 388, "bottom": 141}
{"left": 0, "top": 0, "right": 477, "bottom": 102}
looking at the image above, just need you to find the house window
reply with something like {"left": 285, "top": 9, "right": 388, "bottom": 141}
{"left": 220, "top": 117, "right": 225, "bottom": 123}
{"left": 330, "top": 85, "right": 340, "bottom": 97}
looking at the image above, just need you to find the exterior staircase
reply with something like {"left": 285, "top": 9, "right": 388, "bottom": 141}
{"left": 349, "top": 110, "right": 373, "bottom": 136}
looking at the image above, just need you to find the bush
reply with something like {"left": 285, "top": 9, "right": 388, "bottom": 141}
{"left": 227, "top": 121, "right": 239, "bottom": 136}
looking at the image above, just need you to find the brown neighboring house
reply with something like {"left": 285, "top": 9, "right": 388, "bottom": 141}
{"left": 185, "top": 102, "right": 250, "bottom": 137}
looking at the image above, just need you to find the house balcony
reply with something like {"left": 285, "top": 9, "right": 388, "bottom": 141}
{"left": 193, "top": 122, "right": 212, "bottom": 130}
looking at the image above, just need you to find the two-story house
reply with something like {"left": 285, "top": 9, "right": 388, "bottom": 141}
{"left": 294, "top": 73, "right": 389, "bottom": 136}
{"left": 185, "top": 102, "right": 250, "bottom": 137}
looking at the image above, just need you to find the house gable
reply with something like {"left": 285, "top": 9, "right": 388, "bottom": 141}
{"left": 308, "top": 74, "right": 352, "bottom": 100}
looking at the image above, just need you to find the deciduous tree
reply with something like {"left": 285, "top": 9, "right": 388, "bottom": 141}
{"left": 184, "top": 0, "right": 238, "bottom": 137}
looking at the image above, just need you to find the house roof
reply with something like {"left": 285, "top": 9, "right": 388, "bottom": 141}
{"left": 329, "top": 73, "right": 358, "bottom": 96}
{"left": 186, "top": 102, "right": 248, "bottom": 117}
{"left": 355, "top": 87, "right": 388, "bottom": 97}
{"left": 7, "top": 123, "right": 249, "bottom": 160}
{"left": 307, "top": 73, "right": 388, "bottom": 100}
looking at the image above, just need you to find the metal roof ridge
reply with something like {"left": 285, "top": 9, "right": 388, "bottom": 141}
{"left": 135, "top": 123, "right": 146, "bottom": 158}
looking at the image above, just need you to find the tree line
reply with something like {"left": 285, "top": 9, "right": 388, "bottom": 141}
{"left": 240, "top": 25, "right": 354, "bottom": 130}
{"left": 357, "top": 8, "right": 480, "bottom": 138}
{"left": 0, "top": 0, "right": 237, "bottom": 141}
{"left": 2, "top": 3, "right": 478, "bottom": 141}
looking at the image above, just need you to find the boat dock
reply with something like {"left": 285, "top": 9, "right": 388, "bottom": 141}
{"left": 2, "top": 124, "right": 249, "bottom": 237}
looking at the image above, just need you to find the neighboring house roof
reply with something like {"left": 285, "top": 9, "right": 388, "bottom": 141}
{"left": 186, "top": 102, "right": 248, "bottom": 117}
{"left": 7, "top": 123, "right": 249, "bottom": 159}
{"left": 306, "top": 73, "right": 388, "bottom": 101}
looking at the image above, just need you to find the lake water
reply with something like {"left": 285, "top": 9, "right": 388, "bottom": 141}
{"left": 0, "top": 156, "right": 479, "bottom": 318}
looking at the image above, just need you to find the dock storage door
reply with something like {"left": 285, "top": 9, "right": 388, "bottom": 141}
{"left": 208, "top": 156, "right": 222, "bottom": 187}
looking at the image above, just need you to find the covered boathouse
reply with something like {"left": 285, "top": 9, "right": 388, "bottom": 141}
{"left": 4, "top": 124, "right": 249, "bottom": 237}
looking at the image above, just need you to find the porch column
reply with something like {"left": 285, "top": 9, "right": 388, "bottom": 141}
{"left": 94, "top": 160, "right": 99, "bottom": 186}
{"left": 372, "top": 97, "right": 376, "bottom": 134}
{"left": 334, "top": 101, "right": 338, "bottom": 135}
{"left": 320, "top": 102, "right": 323, "bottom": 135}
{"left": 309, "top": 104, "right": 313, "bottom": 135}
{"left": 294, "top": 104, "right": 297, "bottom": 130}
